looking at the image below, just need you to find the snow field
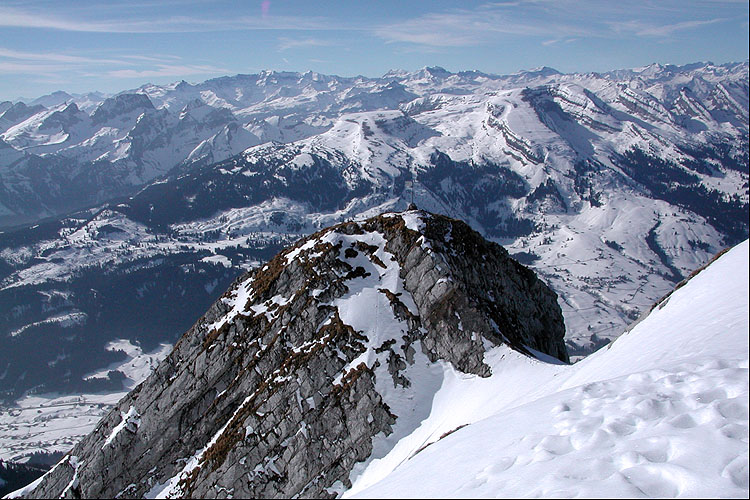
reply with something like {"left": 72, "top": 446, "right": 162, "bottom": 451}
{"left": 350, "top": 240, "right": 749, "bottom": 498}
{"left": 83, "top": 339, "right": 172, "bottom": 391}
{"left": 355, "top": 357, "right": 748, "bottom": 498}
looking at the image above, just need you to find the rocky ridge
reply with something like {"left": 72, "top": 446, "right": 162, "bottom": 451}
{"left": 18, "top": 210, "right": 566, "bottom": 498}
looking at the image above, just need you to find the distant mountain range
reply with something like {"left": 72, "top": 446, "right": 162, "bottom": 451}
{"left": 0, "top": 61, "right": 747, "bottom": 409}
{"left": 1, "top": 62, "right": 746, "bottom": 229}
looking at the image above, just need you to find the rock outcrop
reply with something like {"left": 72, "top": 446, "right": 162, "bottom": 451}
{"left": 20, "top": 210, "right": 566, "bottom": 499}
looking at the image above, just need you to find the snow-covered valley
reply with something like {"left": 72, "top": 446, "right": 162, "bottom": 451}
{"left": 0, "top": 340, "right": 171, "bottom": 463}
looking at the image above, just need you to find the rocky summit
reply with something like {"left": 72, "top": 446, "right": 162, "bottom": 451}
{"left": 19, "top": 210, "right": 566, "bottom": 499}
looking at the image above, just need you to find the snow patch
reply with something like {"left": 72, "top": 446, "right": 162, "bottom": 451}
{"left": 102, "top": 406, "right": 141, "bottom": 448}
{"left": 200, "top": 254, "right": 232, "bottom": 268}
{"left": 9, "top": 312, "right": 87, "bottom": 337}
{"left": 400, "top": 211, "right": 426, "bottom": 233}
{"left": 83, "top": 339, "right": 171, "bottom": 391}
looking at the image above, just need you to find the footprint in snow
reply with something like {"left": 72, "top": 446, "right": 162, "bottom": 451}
{"left": 721, "top": 454, "right": 749, "bottom": 489}
{"left": 620, "top": 463, "right": 686, "bottom": 498}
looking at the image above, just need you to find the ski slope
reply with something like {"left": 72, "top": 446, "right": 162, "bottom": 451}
{"left": 349, "top": 240, "right": 749, "bottom": 498}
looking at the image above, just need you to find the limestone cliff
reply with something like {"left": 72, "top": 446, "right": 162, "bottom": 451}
{"left": 20, "top": 210, "right": 567, "bottom": 499}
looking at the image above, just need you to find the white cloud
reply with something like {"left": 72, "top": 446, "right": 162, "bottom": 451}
{"left": 278, "top": 37, "right": 335, "bottom": 51}
{"left": 375, "top": 3, "right": 591, "bottom": 47}
{"left": 0, "top": 61, "right": 70, "bottom": 74}
{"left": 0, "top": 46, "right": 217, "bottom": 80}
{"left": 611, "top": 18, "right": 728, "bottom": 37}
{"left": 541, "top": 37, "right": 579, "bottom": 46}
{"left": 0, "top": 6, "right": 340, "bottom": 33}
{"left": 105, "top": 64, "right": 229, "bottom": 79}
{"left": 0, "top": 7, "right": 112, "bottom": 32}
{"left": 121, "top": 54, "right": 184, "bottom": 63}
{"left": 375, "top": 1, "right": 741, "bottom": 47}
{"left": 0, "top": 47, "right": 125, "bottom": 65}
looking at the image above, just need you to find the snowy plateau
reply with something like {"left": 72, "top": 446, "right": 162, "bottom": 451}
{"left": 0, "top": 61, "right": 748, "bottom": 495}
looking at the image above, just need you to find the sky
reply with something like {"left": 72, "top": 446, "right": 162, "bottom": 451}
{"left": 0, "top": 0, "right": 748, "bottom": 101}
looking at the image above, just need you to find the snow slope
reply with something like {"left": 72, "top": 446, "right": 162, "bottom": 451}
{"left": 350, "top": 240, "right": 749, "bottom": 498}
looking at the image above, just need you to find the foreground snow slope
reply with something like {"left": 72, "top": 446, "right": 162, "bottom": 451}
{"left": 351, "top": 240, "right": 749, "bottom": 498}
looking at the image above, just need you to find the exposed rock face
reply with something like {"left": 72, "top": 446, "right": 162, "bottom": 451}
{"left": 90, "top": 93, "right": 155, "bottom": 125}
{"left": 21, "top": 210, "right": 566, "bottom": 499}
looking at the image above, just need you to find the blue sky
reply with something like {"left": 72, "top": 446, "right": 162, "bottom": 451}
{"left": 0, "top": 0, "right": 747, "bottom": 101}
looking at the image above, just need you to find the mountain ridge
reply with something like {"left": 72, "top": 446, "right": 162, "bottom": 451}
{"left": 10, "top": 227, "right": 748, "bottom": 499}
{"left": 11, "top": 209, "right": 568, "bottom": 499}
{"left": 0, "top": 61, "right": 746, "bottom": 228}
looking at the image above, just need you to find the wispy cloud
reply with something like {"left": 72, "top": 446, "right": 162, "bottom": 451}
{"left": 105, "top": 64, "right": 229, "bottom": 78}
{"left": 278, "top": 37, "right": 334, "bottom": 51}
{"left": 0, "top": 61, "right": 70, "bottom": 74}
{"left": 375, "top": 1, "right": 741, "bottom": 47}
{"left": 0, "top": 46, "right": 138, "bottom": 77}
{"left": 121, "top": 54, "right": 183, "bottom": 63}
{"left": 611, "top": 18, "right": 728, "bottom": 37}
{"left": 374, "top": 3, "right": 591, "bottom": 47}
{"left": 0, "top": 47, "right": 125, "bottom": 65}
{"left": 541, "top": 37, "right": 579, "bottom": 46}
{"left": 0, "top": 45, "right": 223, "bottom": 80}
{"left": 0, "top": 5, "right": 340, "bottom": 33}
{"left": 0, "top": 6, "right": 116, "bottom": 32}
